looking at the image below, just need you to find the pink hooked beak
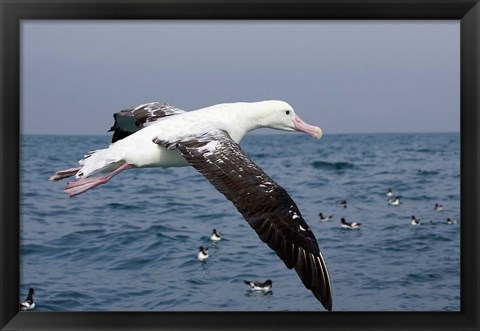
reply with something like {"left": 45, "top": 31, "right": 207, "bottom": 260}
{"left": 293, "top": 115, "right": 322, "bottom": 139}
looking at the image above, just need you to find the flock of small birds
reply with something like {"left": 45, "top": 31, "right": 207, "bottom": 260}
{"left": 21, "top": 190, "right": 457, "bottom": 309}
{"left": 319, "top": 188, "right": 459, "bottom": 229}
{"left": 192, "top": 186, "right": 459, "bottom": 302}
{"left": 196, "top": 228, "right": 222, "bottom": 261}
{"left": 197, "top": 228, "right": 272, "bottom": 294}
{"left": 21, "top": 227, "right": 271, "bottom": 310}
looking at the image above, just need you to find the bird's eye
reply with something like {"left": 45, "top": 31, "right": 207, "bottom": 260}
{"left": 285, "top": 110, "right": 290, "bottom": 115}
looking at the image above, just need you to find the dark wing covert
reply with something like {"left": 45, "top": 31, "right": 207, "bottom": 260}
{"left": 109, "top": 102, "right": 186, "bottom": 143}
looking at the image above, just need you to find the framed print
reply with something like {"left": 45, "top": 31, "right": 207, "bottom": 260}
{"left": 1, "top": 0, "right": 479, "bottom": 330}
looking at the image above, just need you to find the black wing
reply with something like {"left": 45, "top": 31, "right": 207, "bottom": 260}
{"left": 155, "top": 130, "right": 332, "bottom": 311}
{"left": 109, "top": 102, "right": 186, "bottom": 143}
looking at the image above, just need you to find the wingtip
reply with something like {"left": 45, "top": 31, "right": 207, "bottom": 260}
{"left": 312, "top": 286, "right": 332, "bottom": 311}
{"left": 324, "top": 301, "right": 333, "bottom": 311}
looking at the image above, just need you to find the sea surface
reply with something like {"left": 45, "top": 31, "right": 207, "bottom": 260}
{"left": 20, "top": 132, "right": 460, "bottom": 311}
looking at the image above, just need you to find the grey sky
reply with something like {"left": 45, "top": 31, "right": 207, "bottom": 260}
{"left": 21, "top": 20, "right": 459, "bottom": 135}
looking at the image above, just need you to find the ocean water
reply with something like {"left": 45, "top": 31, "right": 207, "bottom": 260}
{"left": 19, "top": 132, "right": 460, "bottom": 311}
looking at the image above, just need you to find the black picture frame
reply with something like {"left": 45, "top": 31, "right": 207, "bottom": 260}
{"left": 1, "top": 0, "right": 479, "bottom": 330}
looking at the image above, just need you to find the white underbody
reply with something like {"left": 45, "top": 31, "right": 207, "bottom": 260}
{"left": 210, "top": 234, "right": 221, "bottom": 241}
{"left": 20, "top": 301, "right": 35, "bottom": 310}
{"left": 341, "top": 223, "right": 360, "bottom": 229}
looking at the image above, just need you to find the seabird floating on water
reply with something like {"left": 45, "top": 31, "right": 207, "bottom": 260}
{"left": 210, "top": 229, "right": 222, "bottom": 242}
{"left": 340, "top": 218, "right": 361, "bottom": 229}
{"left": 386, "top": 188, "right": 393, "bottom": 197}
{"left": 243, "top": 279, "right": 273, "bottom": 292}
{"left": 434, "top": 203, "right": 443, "bottom": 212}
{"left": 197, "top": 246, "right": 209, "bottom": 261}
{"left": 388, "top": 197, "right": 400, "bottom": 206}
{"left": 446, "top": 218, "right": 458, "bottom": 224}
{"left": 410, "top": 216, "right": 420, "bottom": 226}
{"left": 318, "top": 213, "right": 333, "bottom": 222}
{"left": 49, "top": 100, "right": 332, "bottom": 311}
{"left": 337, "top": 200, "right": 347, "bottom": 208}
{"left": 20, "top": 288, "right": 35, "bottom": 311}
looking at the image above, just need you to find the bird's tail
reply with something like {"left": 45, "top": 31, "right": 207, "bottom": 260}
{"left": 49, "top": 167, "right": 81, "bottom": 181}
{"left": 50, "top": 147, "right": 123, "bottom": 181}
{"left": 76, "top": 148, "right": 124, "bottom": 179}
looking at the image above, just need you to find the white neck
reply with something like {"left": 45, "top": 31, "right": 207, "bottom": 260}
{"left": 210, "top": 101, "right": 278, "bottom": 143}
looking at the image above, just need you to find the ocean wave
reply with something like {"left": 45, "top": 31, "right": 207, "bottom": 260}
{"left": 416, "top": 169, "right": 439, "bottom": 176}
{"left": 21, "top": 243, "right": 58, "bottom": 255}
{"left": 405, "top": 272, "right": 443, "bottom": 282}
{"left": 20, "top": 133, "right": 461, "bottom": 311}
{"left": 413, "top": 233, "right": 452, "bottom": 242}
{"left": 250, "top": 153, "right": 269, "bottom": 159}
{"left": 106, "top": 202, "right": 142, "bottom": 211}
{"left": 311, "top": 161, "right": 355, "bottom": 171}
{"left": 48, "top": 229, "right": 106, "bottom": 246}
{"left": 109, "top": 256, "right": 155, "bottom": 271}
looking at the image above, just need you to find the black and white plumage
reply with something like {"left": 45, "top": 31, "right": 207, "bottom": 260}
{"left": 434, "top": 203, "right": 444, "bottom": 212}
{"left": 318, "top": 213, "right": 333, "bottom": 222}
{"left": 244, "top": 279, "right": 273, "bottom": 292}
{"left": 210, "top": 229, "right": 222, "bottom": 242}
{"left": 388, "top": 197, "right": 400, "bottom": 206}
{"left": 410, "top": 216, "right": 420, "bottom": 226}
{"left": 446, "top": 218, "right": 458, "bottom": 225}
{"left": 340, "top": 218, "right": 361, "bottom": 229}
{"left": 197, "top": 246, "right": 209, "bottom": 261}
{"left": 337, "top": 200, "right": 347, "bottom": 208}
{"left": 20, "top": 288, "right": 35, "bottom": 311}
{"left": 162, "top": 129, "right": 332, "bottom": 309}
{"left": 108, "top": 102, "right": 186, "bottom": 143}
{"left": 50, "top": 100, "right": 332, "bottom": 311}
{"left": 386, "top": 188, "right": 393, "bottom": 197}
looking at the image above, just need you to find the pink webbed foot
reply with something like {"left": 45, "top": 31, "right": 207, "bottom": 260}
{"left": 64, "top": 177, "right": 110, "bottom": 197}
{"left": 63, "top": 163, "right": 133, "bottom": 197}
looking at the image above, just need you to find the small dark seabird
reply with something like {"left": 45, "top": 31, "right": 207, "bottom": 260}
{"left": 446, "top": 218, "right": 458, "bottom": 224}
{"left": 410, "top": 216, "right": 420, "bottom": 226}
{"left": 386, "top": 188, "right": 394, "bottom": 197}
{"left": 210, "top": 229, "right": 222, "bottom": 242}
{"left": 20, "top": 288, "right": 35, "bottom": 311}
{"left": 244, "top": 279, "right": 273, "bottom": 292}
{"left": 49, "top": 100, "right": 332, "bottom": 311}
{"left": 197, "top": 246, "right": 209, "bottom": 261}
{"left": 434, "top": 203, "right": 444, "bottom": 212}
{"left": 318, "top": 213, "right": 333, "bottom": 222}
{"left": 337, "top": 200, "right": 347, "bottom": 208}
{"left": 340, "top": 218, "right": 361, "bottom": 229}
{"left": 388, "top": 197, "right": 400, "bottom": 206}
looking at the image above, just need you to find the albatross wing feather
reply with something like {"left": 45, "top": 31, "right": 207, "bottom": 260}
{"left": 155, "top": 129, "right": 332, "bottom": 311}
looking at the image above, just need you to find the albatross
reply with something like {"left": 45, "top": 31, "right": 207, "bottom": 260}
{"left": 50, "top": 100, "right": 333, "bottom": 311}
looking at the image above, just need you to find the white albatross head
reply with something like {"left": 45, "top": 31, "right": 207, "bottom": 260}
{"left": 253, "top": 100, "right": 322, "bottom": 139}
